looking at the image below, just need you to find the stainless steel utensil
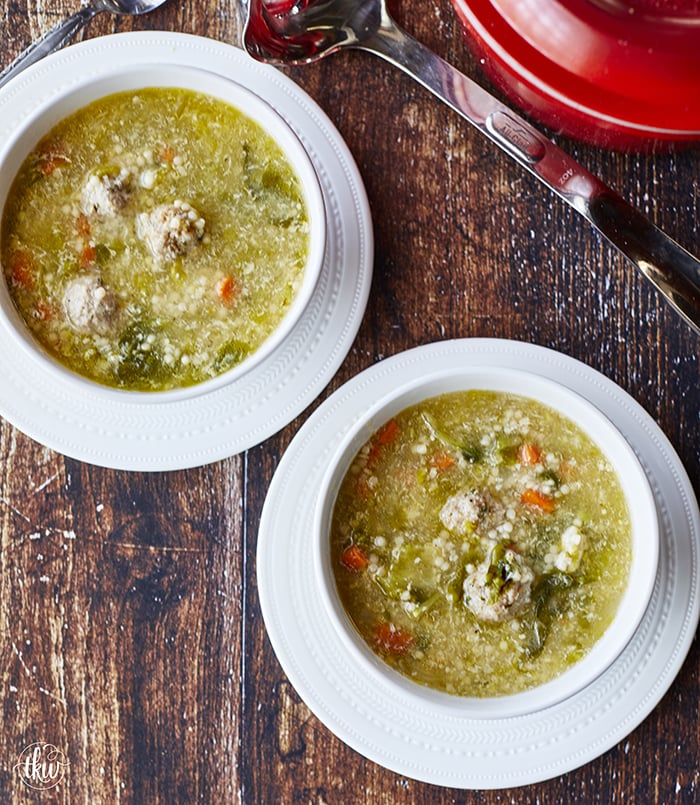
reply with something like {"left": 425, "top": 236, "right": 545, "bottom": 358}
{"left": 243, "top": 0, "right": 700, "bottom": 335}
{"left": 0, "top": 0, "right": 170, "bottom": 91}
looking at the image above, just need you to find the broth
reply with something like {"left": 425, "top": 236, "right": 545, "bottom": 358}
{"left": 1, "top": 87, "right": 309, "bottom": 391}
{"left": 330, "top": 390, "right": 632, "bottom": 697}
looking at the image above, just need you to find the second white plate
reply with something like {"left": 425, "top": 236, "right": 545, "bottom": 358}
{"left": 257, "top": 338, "right": 700, "bottom": 789}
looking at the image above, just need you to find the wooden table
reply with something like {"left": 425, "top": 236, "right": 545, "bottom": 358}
{"left": 1, "top": 0, "right": 698, "bottom": 801}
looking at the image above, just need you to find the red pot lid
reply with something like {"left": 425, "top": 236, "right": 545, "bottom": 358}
{"left": 450, "top": 0, "right": 700, "bottom": 145}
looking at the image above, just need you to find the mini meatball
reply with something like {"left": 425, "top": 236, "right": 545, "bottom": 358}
{"left": 62, "top": 273, "right": 119, "bottom": 335}
{"left": 80, "top": 170, "right": 131, "bottom": 219}
{"left": 440, "top": 488, "right": 489, "bottom": 536}
{"left": 136, "top": 201, "right": 205, "bottom": 262}
{"left": 463, "top": 545, "right": 534, "bottom": 623}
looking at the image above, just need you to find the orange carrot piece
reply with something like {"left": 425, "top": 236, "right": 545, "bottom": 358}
{"left": 216, "top": 276, "right": 239, "bottom": 308}
{"left": 339, "top": 544, "right": 369, "bottom": 572}
{"left": 374, "top": 623, "right": 415, "bottom": 655}
{"left": 76, "top": 213, "right": 91, "bottom": 239}
{"left": 366, "top": 419, "right": 400, "bottom": 468}
{"left": 518, "top": 443, "right": 542, "bottom": 465}
{"left": 79, "top": 243, "right": 97, "bottom": 268}
{"left": 159, "top": 145, "right": 176, "bottom": 163}
{"left": 9, "top": 250, "right": 34, "bottom": 287}
{"left": 521, "top": 488, "right": 556, "bottom": 513}
{"left": 376, "top": 419, "right": 399, "bottom": 445}
{"left": 37, "top": 143, "right": 69, "bottom": 175}
{"left": 33, "top": 302, "right": 55, "bottom": 321}
{"left": 431, "top": 451, "right": 456, "bottom": 471}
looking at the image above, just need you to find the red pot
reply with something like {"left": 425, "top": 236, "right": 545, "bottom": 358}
{"left": 449, "top": 0, "right": 700, "bottom": 150}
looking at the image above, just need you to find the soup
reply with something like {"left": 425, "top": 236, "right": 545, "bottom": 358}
{"left": 1, "top": 88, "right": 310, "bottom": 391}
{"left": 330, "top": 390, "right": 632, "bottom": 697}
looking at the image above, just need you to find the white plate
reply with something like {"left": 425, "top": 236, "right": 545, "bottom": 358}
{"left": 0, "top": 33, "right": 373, "bottom": 470}
{"left": 257, "top": 338, "right": 700, "bottom": 789}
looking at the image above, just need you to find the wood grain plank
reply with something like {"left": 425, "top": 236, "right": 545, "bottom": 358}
{"left": 0, "top": 0, "right": 697, "bottom": 800}
{"left": 1, "top": 452, "right": 245, "bottom": 802}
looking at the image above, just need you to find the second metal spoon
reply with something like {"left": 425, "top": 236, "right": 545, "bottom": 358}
{"left": 0, "top": 0, "right": 170, "bottom": 91}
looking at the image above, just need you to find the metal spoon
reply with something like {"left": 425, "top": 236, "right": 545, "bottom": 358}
{"left": 0, "top": 0, "right": 170, "bottom": 91}
{"left": 244, "top": 0, "right": 700, "bottom": 335}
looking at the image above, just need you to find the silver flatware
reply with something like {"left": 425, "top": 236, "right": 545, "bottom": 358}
{"left": 243, "top": 0, "right": 700, "bottom": 335}
{"left": 0, "top": 0, "right": 170, "bottom": 91}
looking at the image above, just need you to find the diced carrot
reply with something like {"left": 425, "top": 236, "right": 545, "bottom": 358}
{"left": 366, "top": 419, "right": 400, "bottom": 468}
{"left": 79, "top": 243, "right": 97, "bottom": 267}
{"left": 37, "top": 142, "right": 69, "bottom": 175}
{"left": 521, "top": 488, "right": 556, "bottom": 513}
{"left": 376, "top": 418, "right": 399, "bottom": 445}
{"left": 216, "top": 276, "right": 239, "bottom": 308}
{"left": 40, "top": 156, "right": 67, "bottom": 175}
{"left": 518, "top": 443, "right": 542, "bottom": 465}
{"left": 33, "top": 302, "right": 55, "bottom": 321}
{"left": 159, "top": 145, "right": 176, "bottom": 163}
{"left": 431, "top": 451, "right": 456, "bottom": 471}
{"left": 339, "top": 544, "right": 369, "bottom": 572}
{"left": 373, "top": 623, "right": 415, "bottom": 655}
{"left": 76, "top": 213, "right": 91, "bottom": 239}
{"left": 9, "top": 250, "right": 34, "bottom": 287}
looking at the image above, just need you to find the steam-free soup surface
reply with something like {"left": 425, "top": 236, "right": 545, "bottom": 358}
{"left": 331, "top": 391, "right": 632, "bottom": 697}
{"left": 1, "top": 87, "right": 309, "bottom": 390}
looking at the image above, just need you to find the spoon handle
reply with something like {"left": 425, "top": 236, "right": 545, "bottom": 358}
{"left": 0, "top": 7, "right": 99, "bottom": 91}
{"left": 362, "top": 27, "right": 700, "bottom": 335}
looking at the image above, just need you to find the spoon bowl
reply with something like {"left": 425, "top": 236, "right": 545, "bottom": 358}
{"left": 244, "top": 0, "right": 381, "bottom": 63}
{"left": 243, "top": 0, "right": 700, "bottom": 336}
{"left": 0, "top": 0, "right": 170, "bottom": 90}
